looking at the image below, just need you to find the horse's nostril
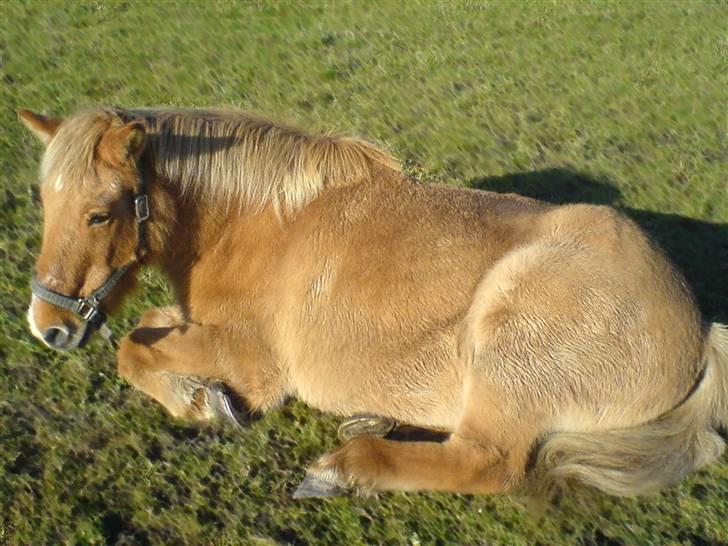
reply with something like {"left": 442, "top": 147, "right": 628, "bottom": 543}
{"left": 42, "top": 326, "right": 71, "bottom": 349}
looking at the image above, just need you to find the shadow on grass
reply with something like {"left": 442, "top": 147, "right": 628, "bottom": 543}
{"left": 469, "top": 169, "right": 728, "bottom": 323}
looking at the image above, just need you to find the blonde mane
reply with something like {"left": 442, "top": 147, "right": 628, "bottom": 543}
{"left": 42, "top": 107, "right": 401, "bottom": 212}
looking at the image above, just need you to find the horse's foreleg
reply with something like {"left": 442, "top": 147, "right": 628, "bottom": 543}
{"left": 116, "top": 307, "right": 243, "bottom": 424}
{"left": 117, "top": 306, "right": 286, "bottom": 423}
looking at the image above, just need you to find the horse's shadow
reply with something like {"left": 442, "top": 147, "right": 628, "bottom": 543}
{"left": 469, "top": 169, "right": 728, "bottom": 323}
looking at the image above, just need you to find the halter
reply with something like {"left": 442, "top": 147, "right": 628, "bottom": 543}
{"left": 30, "top": 168, "right": 150, "bottom": 347}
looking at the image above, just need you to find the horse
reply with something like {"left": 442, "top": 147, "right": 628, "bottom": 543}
{"left": 20, "top": 106, "right": 728, "bottom": 500}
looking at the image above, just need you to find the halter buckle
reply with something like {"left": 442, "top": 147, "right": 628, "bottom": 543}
{"left": 134, "top": 195, "right": 150, "bottom": 223}
{"left": 77, "top": 300, "right": 100, "bottom": 322}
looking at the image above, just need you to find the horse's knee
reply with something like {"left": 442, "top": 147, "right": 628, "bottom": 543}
{"left": 116, "top": 333, "right": 151, "bottom": 382}
{"left": 116, "top": 335, "right": 193, "bottom": 417}
{"left": 137, "top": 306, "right": 184, "bottom": 328}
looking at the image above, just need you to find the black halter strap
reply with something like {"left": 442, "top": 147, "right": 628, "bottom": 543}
{"left": 30, "top": 168, "right": 150, "bottom": 342}
{"left": 31, "top": 263, "right": 134, "bottom": 324}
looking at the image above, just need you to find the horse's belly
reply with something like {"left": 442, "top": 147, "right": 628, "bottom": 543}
{"left": 285, "top": 327, "right": 466, "bottom": 430}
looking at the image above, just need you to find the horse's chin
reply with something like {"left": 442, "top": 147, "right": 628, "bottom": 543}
{"left": 74, "top": 323, "right": 96, "bottom": 350}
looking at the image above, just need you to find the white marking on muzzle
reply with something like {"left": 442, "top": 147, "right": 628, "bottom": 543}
{"left": 27, "top": 295, "right": 44, "bottom": 341}
{"left": 27, "top": 295, "right": 62, "bottom": 349}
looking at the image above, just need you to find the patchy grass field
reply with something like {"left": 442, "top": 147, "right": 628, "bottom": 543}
{"left": 1, "top": 1, "right": 727, "bottom": 544}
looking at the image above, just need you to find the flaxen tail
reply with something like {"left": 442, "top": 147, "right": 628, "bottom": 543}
{"left": 531, "top": 323, "right": 728, "bottom": 499}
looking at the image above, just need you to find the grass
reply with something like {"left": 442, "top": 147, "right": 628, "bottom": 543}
{"left": 1, "top": 1, "right": 727, "bottom": 544}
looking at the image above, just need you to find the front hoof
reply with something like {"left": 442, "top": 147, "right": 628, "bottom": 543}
{"left": 206, "top": 383, "right": 244, "bottom": 428}
{"left": 171, "top": 376, "right": 244, "bottom": 427}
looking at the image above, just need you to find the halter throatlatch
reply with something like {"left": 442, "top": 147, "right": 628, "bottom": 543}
{"left": 30, "top": 169, "right": 150, "bottom": 346}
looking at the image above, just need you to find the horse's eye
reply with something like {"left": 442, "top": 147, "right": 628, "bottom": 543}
{"left": 88, "top": 213, "right": 111, "bottom": 226}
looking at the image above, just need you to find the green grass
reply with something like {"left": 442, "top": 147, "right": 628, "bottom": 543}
{"left": 1, "top": 1, "right": 727, "bottom": 544}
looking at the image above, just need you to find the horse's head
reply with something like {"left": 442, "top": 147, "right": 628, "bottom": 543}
{"left": 20, "top": 108, "right": 149, "bottom": 351}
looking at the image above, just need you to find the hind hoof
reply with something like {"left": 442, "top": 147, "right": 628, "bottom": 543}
{"left": 293, "top": 470, "right": 346, "bottom": 499}
{"left": 337, "top": 414, "right": 397, "bottom": 443}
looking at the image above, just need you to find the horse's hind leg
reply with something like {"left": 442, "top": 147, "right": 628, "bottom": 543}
{"left": 296, "top": 396, "right": 536, "bottom": 497}
{"left": 295, "top": 433, "right": 529, "bottom": 497}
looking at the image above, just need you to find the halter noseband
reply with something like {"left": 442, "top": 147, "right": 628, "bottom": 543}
{"left": 30, "top": 169, "right": 150, "bottom": 346}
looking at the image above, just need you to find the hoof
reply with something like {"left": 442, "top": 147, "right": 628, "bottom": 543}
{"left": 337, "top": 414, "right": 397, "bottom": 443}
{"left": 207, "top": 383, "right": 243, "bottom": 428}
{"left": 293, "top": 470, "right": 345, "bottom": 499}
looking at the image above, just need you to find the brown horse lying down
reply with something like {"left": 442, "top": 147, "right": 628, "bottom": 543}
{"left": 21, "top": 107, "right": 727, "bottom": 499}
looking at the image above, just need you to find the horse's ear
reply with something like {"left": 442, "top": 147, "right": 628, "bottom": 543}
{"left": 18, "top": 109, "right": 62, "bottom": 146}
{"left": 98, "top": 121, "right": 146, "bottom": 166}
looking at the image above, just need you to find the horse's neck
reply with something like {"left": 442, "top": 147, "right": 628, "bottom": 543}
{"left": 149, "top": 177, "right": 284, "bottom": 317}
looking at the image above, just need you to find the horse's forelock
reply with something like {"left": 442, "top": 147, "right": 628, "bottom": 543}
{"left": 40, "top": 109, "right": 118, "bottom": 191}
